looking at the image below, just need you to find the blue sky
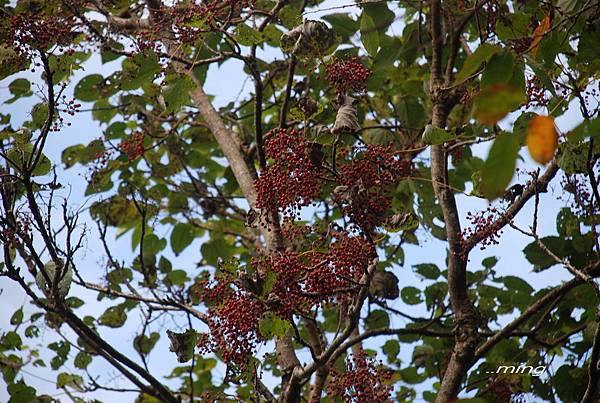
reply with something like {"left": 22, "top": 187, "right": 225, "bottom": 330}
{"left": 0, "top": 1, "right": 591, "bottom": 401}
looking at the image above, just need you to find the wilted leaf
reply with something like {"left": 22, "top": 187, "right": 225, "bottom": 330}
{"left": 383, "top": 212, "right": 419, "bottom": 232}
{"left": 332, "top": 96, "right": 360, "bottom": 133}
{"left": 371, "top": 270, "right": 399, "bottom": 299}
{"left": 530, "top": 15, "right": 551, "bottom": 57}
{"left": 280, "top": 20, "right": 335, "bottom": 59}
{"left": 167, "top": 329, "right": 198, "bottom": 363}
{"left": 35, "top": 260, "right": 72, "bottom": 299}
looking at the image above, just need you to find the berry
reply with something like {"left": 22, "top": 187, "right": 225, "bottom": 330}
{"left": 327, "top": 352, "right": 393, "bottom": 403}
{"left": 325, "top": 57, "right": 372, "bottom": 95}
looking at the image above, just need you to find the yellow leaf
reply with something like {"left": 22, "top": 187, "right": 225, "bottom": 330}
{"left": 526, "top": 115, "right": 558, "bottom": 164}
{"left": 530, "top": 15, "right": 551, "bottom": 57}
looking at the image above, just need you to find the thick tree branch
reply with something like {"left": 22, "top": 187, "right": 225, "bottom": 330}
{"left": 465, "top": 162, "right": 560, "bottom": 252}
{"left": 475, "top": 260, "right": 600, "bottom": 360}
{"left": 429, "top": 1, "right": 482, "bottom": 401}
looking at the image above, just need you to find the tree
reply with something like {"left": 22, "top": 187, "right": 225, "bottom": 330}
{"left": 0, "top": 0, "right": 599, "bottom": 401}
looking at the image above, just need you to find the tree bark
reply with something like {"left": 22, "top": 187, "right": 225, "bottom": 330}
{"left": 428, "top": 2, "right": 481, "bottom": 401}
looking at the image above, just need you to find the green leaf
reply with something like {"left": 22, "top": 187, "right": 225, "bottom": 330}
{"left": 92, "top": 99, "right": 117, "bottom": 123}
{"left": 455, "top": 44, "right": 500, "bottom": 83}
{"left": 401, "top": 287, "right": 422, "bottom": 305}
{"left": 397, "top": 97, "right": 426, "bottom": 129}
{"left": 74, "top": 74, "right": 104, "bottom": 102}
{"left": 7, "top": 78, "right": 31, "bottom": 102}
{"left": 121, "top": 53, "right": 160, "bottom": 91}
{"left": 279, "top": 5, "right": 302, "bottom": 29}
{"left": 413, "top": 264, "right": 440, "bottom": 280}
{"left": 557, "top": 208, "right": 580, "bottom": 237}
{"left": 382, "top": 339, "right": 400, "bottom": 363}
{"left": 7, "top": 380, "right": 36, "bottom": 403}
{"left": 363, "top": 1, "right": 396, "bottom": 33}
{"left": 74, "top": 352, "right": 92, "bottom": 369}
{"left": 399, "top": 367, "right": 426, "bottom": 384}
{"left": 412, "top": 344, "right": 434, "bottom": 367}
{"left": 421, "top": 125, "right": 454, "bottom": 145}
{"left": 201, "top": 238, "right": 233, "bottom": 267}
{"left": 31, "top": 102, "right": 49, "bottom": 129}
{"left": 61, "top": 144, "right": 85, "bottom": 168}
{"left": 143, "top": 234, "right": 167, "bottom": 254}
{"left": 480, "top": 133, "right": 520, "bottom": 199}
{"left": 480, "top": 50, "right": 514, "bottom": 87}
{"left": 2, "top": 331, "right": 23, "bottom": 350}
{"left": 235, "top": 24, "right": 264, "bottom": 46}
{"left": 322, "top": 13, "right": 357, "bottom": 39}
{"left": 577, "top": 27, "right": 600, "bottom": 62}
{"left": 133, "top": 332, "right": 160, "bottom": 356}
{"left": 558, "top": 142, "right": 589, "bottom": 174}
{"left": 258, "top": 312, "right": 290, "bottom": 339}
{"left": 365, "top": 309, "right": 390, "bottom": 330}
{"left": 98, "top": 306, "right": 127, "bottom": 328}
{"left": 35, "top": 260, "right": 72, "bottom": 298}
{"left": 165, "top": 270, "right": 188, "bottom": 287}
{"left": 49, "top": 341, "right": 70, "bottom": 370}
{"left": 163, "top": 75, "right": 193, "bottom": 113}
{"left": 10, "top": 308, "right": 23, "bottom": 325}
{"left": 0, "top": 44, "right": 28, "bottom": 80}
{"left": 482, "top": 256, "right": 498, "bottom": 269}
{"left": 523, "top": 236, "right": 568, "bottom": 271}
{"left": 171, "top": 223, "right": 194, "bottom": 255}
{"left": 360, "top": 12, "right": 379, "bottom": 57}
{"left": 57, "top": 373, "right": 83, "bottom": 390}
{"left": 501, "top": 276, "right": 533, "bottom": 294}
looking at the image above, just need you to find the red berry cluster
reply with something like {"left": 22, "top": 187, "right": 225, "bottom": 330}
{"left": 119, "top": 132, "right": 145, "bottom": 162}
{"left": 195, "top": 278, "right": 266, "bottom": 367}
{"left": 2, "top": 13, "right": 78, "bottom": 56}
{"left": 325, "top": 57, "right": 372, "bottom": 94}
{"left": 257, "top": 252, "right": 313, "bottom": 317}
{"left": 525, "top": 75, "right": 549, "bottom": 108}
{"left": 327, "top": 352, "right": 393, "bottom": 403}
{"left": 459, "top": 205, "right": 505, "bottom": 254}
{"left": 304, "top": 233, "right": 376, "bottom": 303}
{"left": 255, "top": 128, "right": 322, "bottom": 218}
{"left": 338, "top": 145, "right": 413, "bottom": 234}
{"left": 254, "top": 232, "right": 375, "bottom": 313}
